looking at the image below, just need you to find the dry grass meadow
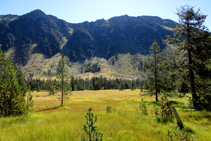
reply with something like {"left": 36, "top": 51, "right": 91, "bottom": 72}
{"left": 0, "top": 89, "right": 211, "bottom": 140}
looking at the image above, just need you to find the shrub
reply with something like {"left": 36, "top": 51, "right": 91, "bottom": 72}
{"left": 151, "top": 90, "right": 174, "bottom": 122}
{"left": 160, "top": 90, "right": 174, "bottom": 121}
{"left": 151, "top": 105, "right": 159, "bottom": 117}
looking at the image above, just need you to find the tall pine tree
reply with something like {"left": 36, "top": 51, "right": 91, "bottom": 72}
{"left": 165, "top": 5, "right": 211, "bottom": 110}
{"left": 57, "top": 55, "right": 71, "bottom": 106}
{"left": 144, "top": 40, "right": 163, "bottom": 101}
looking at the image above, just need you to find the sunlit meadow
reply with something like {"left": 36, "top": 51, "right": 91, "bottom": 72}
{"left": 0, "top": 89, "right": 211, "bottom": 140}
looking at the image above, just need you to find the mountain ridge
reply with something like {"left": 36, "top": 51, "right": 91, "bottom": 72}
{"left": 0, "top": 9, "right": 176, "bottom": 78}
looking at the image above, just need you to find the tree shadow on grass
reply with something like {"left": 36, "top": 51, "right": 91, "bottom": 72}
{"left": 145, "top": 100, "right": 185, "bottom": 107}
{"left": 186, "top": 113, "right": 211, "bottom": 121}
{"left": 36, "top": 105, "right": 61, "bottom": 112}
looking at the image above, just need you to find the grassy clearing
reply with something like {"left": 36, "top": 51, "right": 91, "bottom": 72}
{"left": 0, "top": 89, "right": 211, "bottom": 140}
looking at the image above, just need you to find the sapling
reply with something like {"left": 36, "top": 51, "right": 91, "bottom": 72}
{"left": 139, "top": 98, "right": 148, "bottom": 115}
{"left": 82, "top": 108, "right": 103, "bottom": 141}
{"left": 106, "top": 105, "right": 112, "bottom": 113}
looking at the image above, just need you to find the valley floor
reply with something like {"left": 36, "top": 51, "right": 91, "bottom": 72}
{"left": 0, "top": 89, "right": 211, "bottom": 140}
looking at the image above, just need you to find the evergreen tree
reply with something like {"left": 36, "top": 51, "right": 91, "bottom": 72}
{"left": 165, "top": 5, "right": 211, "bottom": 110}
{"left": 159, "top": 49, "right": 180, "bottom": 93}
{"left": 0, "top": 48, "right": 26, "bottom": 116}
{"left": 144, "top": 40, "right": 163, "bottom": 101}
{"left": 46, "top": 80, "right": 55, "bottom": 95}
{"left": 57, "top": 55, "right": 71, "bottom": 106}
{"left": 26, "top": 86, "right": 33, "bottom": 114}
{"left": 16, "top": 67, "right": 28, "bottom": 96}
{"left": 82, "top": 108, "right": 103, "bottom": 141}
{"left": 119, "top": 80, "right": 125, "bottom": 91}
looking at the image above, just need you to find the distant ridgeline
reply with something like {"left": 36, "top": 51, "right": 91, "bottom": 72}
{"left": 0, "top": 10, "right": 176, "bottom": 78}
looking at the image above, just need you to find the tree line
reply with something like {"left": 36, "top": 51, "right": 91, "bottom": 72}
{"left": 27, "top": 76, "right": 145, "bottom": 92}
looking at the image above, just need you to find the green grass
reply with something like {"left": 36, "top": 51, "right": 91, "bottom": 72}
{"left": 0, "top": 89, "right": 211, "bottom": 140}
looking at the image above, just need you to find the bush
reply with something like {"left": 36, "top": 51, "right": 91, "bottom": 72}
{"left": 160, "top": 90, "right": 174, "bottom": 121}
{"left": 151, "top": 90, "right": 174, "bottom": 122}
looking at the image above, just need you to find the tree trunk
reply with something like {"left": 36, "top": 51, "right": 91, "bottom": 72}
{"left": 155, "top": 83, "right": 158, "bottom": 101}
{"left": 186, "top": 22, "right": 200, "bottom": 110}
{"left": 188, "top": 49, "right": 200, "bottom": 109}
{"left": 172, "top": 106, "right": 184, "bottom": 129}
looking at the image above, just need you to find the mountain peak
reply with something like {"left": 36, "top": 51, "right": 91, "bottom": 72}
{"left": 31, "top": 9, "right": 45, "bottom": 14}
{"left": 21, "top": 9, "right": 46, "bottom": 20}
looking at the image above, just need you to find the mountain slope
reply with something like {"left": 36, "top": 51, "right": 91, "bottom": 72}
{"left": 0, "top": 10, "right": 72, "bottom": 64}
{"left": 66, "top": 15, "right": 175, "bottom": 61}
{"left": 0, "top": 10, "right": 176, "bottom": 78}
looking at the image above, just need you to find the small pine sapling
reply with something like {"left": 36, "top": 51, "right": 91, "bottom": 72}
{"left": 82, "top": 108, "right": 103, "bottom": 141}
{"left": 139, "top": 98, "right": 148, "bottom": 116}
{"left": 106, "top": 105, "right": 114, "bottom": 113}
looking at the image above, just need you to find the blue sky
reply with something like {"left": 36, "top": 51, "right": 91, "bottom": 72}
{"left": 0, "top": 0, "right": 210, "bottom": 29}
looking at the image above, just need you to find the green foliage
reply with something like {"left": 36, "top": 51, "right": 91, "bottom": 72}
{"left": 144, "top": 40, "right": 164, "bottom": 101}
{"left": 57, "top": 55, "right": 71, "bottom": 106}
{"left": 160, "top": 91, "right": 174, "bottom": 121}
{"left": 27, "top": 76, "right": 145, "bottom": 92}
{"left": 16, "top": 67, "right": 28, "bottom": 96}
{"left": 26, "top": 86, "right": 33, "bottom": 114}
{"left": 46, "top": 80, "right": 55, "bottom": 95}
{"left": 118, "top": 81, "right": 125, "bottom": 91}
{"left": 151, "top": 91, "right": 174, "bottom": 122}
{"left": 139, "top": 98, "right": 148, "bottom": 116}
{"left": 106, "top": 105, "right": 115, "bottom": 113}
{"left": 151, "top": 105, "right": 160, "bottom": 118}
{"left": 167, "top": 129, "right": 193, "bottom": 141}
{"left": 164, "top": 5, "right": 211, "bottom": 110}
{"left": 82, "top": 108, "right": 103, "bottom": 141}
{"left": 0, "top": 48, "right": 26, "bottom": 116}
{"left": 144, "top": 40, "right": 180, "bottom": 101}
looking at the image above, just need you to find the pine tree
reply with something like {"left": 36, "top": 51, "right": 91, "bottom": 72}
{"left": 0, "top": 48, "right": 26, "bottom": 116}
{"left": 165, "top": 5, "right": 211, "bottom": 110}
{"left": 16, "top": 67, "right": 28, "bottom": 96}
{"left": 82, "top": 108, "right": 103, "bottom": 141}
{"left": 159, "top": 49, "right": 180, "bottom": 93}
{"left": 26, "top": 86, "right": 33, "bottom": 114}
{"left": 144, "top": 40, "right": 163, "bottom": 101}
{"left": 57, "top": 55, "right": 71, "bottom": 106}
